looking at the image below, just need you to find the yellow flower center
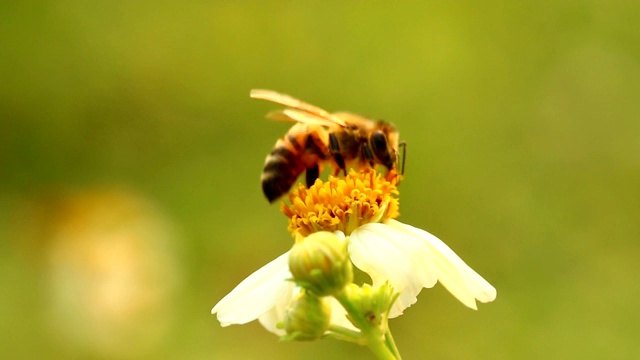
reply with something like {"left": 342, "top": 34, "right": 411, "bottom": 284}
{"left": 282, "top": 169, "right": 400, "bottom": 237}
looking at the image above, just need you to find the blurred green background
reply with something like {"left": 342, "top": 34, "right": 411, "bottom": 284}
{"left": 1, "top": 1, "right": 639, "bottom": 359}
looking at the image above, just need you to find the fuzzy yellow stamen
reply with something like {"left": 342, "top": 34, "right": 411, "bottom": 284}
{"left": 282, "top": 169, "right": 400, "bottom": 237}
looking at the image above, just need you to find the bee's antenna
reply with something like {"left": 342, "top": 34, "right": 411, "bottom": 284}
{"left": 399, "top": 141, "right": 407, "bottom": 176}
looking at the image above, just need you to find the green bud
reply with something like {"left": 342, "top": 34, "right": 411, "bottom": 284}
{"left": 282, "top": 291, "right": 331, "bottom": 341}
{"left": 289, "top": 231, "right": 353, "bottom": 297}
{"left": 343, "top": 282, "right": 398, "bottom": 328}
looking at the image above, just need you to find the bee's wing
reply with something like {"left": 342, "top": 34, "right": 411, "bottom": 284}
{"left": 251, "top": 89, "right": 346, "bottom": 127}
{"left": 251, "top": 89, "right": 330, "bottom": 117}
{"left": 264, "top": 109, "right": 340, "bottom": 128}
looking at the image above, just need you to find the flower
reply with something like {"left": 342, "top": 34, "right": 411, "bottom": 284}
{"left": 282, "top": 169, "right": 496, "bottom": 314}
{"left": 212, "top": 169, "right": 496, "bottom": 334}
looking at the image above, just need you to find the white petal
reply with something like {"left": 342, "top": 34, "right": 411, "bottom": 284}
{"left": 386, "top": 220, "right": 497, "bottom": 309}
{"left": 212, "top": 251, "right": 292, "bottom": 327}
{"left": 258, "top": 284, "right": 296, "bottom": 335}
{"left": 349, "top": 223, "right": 436, "bottom": 317}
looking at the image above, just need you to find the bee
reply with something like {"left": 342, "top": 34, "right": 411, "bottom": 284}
{"left": 251, "top": 89, "right": 405, "bottom": 203}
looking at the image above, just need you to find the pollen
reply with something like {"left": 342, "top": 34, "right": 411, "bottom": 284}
{"left": 282, "top": 169, "right": 400, "bottom": 237}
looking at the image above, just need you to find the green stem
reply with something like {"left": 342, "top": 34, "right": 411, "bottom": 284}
{"left": 362, "top": 326, "right": 397, "bottom": 360}
{"left": 326, "top": 325, "right": 364, "bottom": 344}
{"left": 385, "top": 330, "right": 402, "bottom": 360}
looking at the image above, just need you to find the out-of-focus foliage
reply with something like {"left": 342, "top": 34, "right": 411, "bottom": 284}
{"left": 1, "top": 1, "right": 639, "bottom": 359}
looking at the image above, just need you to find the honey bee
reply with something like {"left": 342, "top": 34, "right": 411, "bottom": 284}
{"left": 251, "top": 89, "right": 405, "bottom": 203}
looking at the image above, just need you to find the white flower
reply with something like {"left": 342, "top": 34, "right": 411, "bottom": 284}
{"left": 213, "top": 169, "right": 497, "bottom": 334}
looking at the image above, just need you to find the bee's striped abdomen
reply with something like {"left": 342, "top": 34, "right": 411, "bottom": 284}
{"left": 261, "top": 137, "right": 306, "bottom": 203}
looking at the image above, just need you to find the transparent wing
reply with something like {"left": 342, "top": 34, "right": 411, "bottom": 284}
{"left": 251, "top": 89, "right": 346, "bottom": 127}
{"left": 263, "top": 109, "right": 340, "bottom": 128}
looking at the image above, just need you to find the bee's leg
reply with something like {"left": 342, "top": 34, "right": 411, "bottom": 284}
{"left": 329, "top": 133, "right": 347, "bottom": 176}
{"left": 305, "top": 163, "right": 320, "bottom": 187}
{"left": 363, "top": 142, "right": 375, "bottom": 168}
{"left": 303, "top": 131, "right": 326, "bottom": 187}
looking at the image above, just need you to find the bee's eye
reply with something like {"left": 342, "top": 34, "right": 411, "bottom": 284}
{"left": 371, "top": 131, "right": 388, "bottom": 152}
{"left": 370, "top": 131, "right": 392, "bottom": 168}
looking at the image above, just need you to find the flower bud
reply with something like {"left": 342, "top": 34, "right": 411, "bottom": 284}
{"left": 289, "top": 231, "right": 353, "bottom": 297}
{"left": 282, "top": 291, "right": 331, "bottom": 341}
{"left": 343, "top": 282, "right": 397, "bottom": 328}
